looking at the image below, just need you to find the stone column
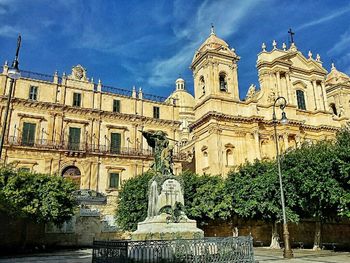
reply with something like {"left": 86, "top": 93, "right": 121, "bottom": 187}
{"left": 287, "top": 73, "right": 295, "bottom": 105}
{"left": 269, "top": 73, "right": 274, "bottom": 96}
{"left": 321, "top": 81, "right": 327, "bottom": 111}
{"left": 276, "top": 71, "right": 281, "bottom": 97}
{"left": 254, "top": 130, "right": 261, "bottom": 159}
{"left": 283, "top": 133, "right": 289, "bottom": 151}
{"left": 312, "top": 80, "right": 318, "bottom": 110}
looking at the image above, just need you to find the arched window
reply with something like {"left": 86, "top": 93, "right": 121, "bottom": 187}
{"left": 62, "top": 165, "right": 81, "bottom": 187}
{"left": 226, "top": 149, "right": 234, "bottom": 166}
{"left": 296, "top": 90, "right": 306, "bottom": 110}
{"left": 330, "top": 103, "right": 338, "bottom": 116}
{"left": 219, "top": 73, "right": 227, "bottom": 92}
{"left": 199, "top": 76, "right": 205, "bottom": 95}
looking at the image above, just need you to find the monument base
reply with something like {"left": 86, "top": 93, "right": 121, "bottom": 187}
{"left": 131, "top": 214, "right": 204, "bottom": 241}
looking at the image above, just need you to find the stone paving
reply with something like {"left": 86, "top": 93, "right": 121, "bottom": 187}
{"left": 0, "top": 249, "right": 92, "bottom": 263}
{"left": 0, "top": 247, "right": 349, "bottom": 262}
{"left": 254, "top": 247, "right": 350, "bottom": 262}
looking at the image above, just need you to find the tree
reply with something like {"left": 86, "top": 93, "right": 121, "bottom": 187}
{"left": 0, "top": 167, "right": 77, "bottom": 247}
{"left": 226, "top": 160, "right": 299, "bottom": 248}
{"left": 116, "top": 171, "right": 154, "bottom": 231}
{"left": 0, "top": 166, "right": 17, "bottom": 213}
{"left": 281, "top": 140, "right": 348, "bottom": 250}
{"left": 180, "top": 171, "right": 232, "bottom": 226}
{"left": 3, "top": 170, "right": 77, "bottom": 224}
{"left": 333, "top": 127, "right": 350, "bottom": 218}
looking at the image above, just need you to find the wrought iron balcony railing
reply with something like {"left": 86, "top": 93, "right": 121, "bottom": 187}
{"left": 5, "top": 136, "right": 187, "bottom": 160}
{"left": 5, "top": 136, "right": 154, "bottom": 157}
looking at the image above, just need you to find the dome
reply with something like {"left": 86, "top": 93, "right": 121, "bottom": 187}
{"left": 326, "top": 63, "right": 350, "bottom": 85}
{"left": 172, "top": 90, "right": 195, "bottom": 108}
{"left": 192, "top": 27, "right": 237, "bottom": 64}
{"left": 176, "top": 77, "right": 185, "bottom": 83}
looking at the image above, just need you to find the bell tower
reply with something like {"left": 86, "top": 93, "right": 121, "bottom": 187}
{"left": 191, "top": 26, "right": 240, "bottom": 106}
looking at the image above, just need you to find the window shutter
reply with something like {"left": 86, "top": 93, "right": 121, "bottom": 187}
{"left": 68, "top": 127, "right": 81, "bottom": 150}
{"left": 113, "top": 100, "right": 120, "bottom": 112}
{"left": 110, "top": 133, "right": 121, "bottom": 153}
{"left": 153, "top": 106, "right": 160, "bottom": 119}
{"left": 22, "top": 122, "right": 36, "bottom": 146}
{"left": 109, "top": 173, "right": 120, "bottom": 188}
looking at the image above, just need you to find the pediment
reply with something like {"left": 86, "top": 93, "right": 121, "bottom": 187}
{"left": 276, "top": 52, "right": 327, "bottom": 73}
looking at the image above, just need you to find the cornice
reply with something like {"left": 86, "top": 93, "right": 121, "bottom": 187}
{"left": 194, "top": 95, "right": 242, "bottom": 110}
{"left": 190, "top": 111, "right": 340, "bottom": 133}
{"left": 18, "top": 113, "right": 47, "bottom": 121}
{"left": 191, "top": 50, "right": 239, "bottom": 70}
{"left": 190, "top": 111, "right": 264, "bottom": 130}
{"left": 0, "top": 96, "right": 181, "bottom": 127}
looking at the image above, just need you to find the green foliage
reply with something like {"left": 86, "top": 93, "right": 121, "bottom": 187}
{"left": 0, "top": 167, "right": 77, "bottom": 224}
{"left": 281, "top": 140, "right": 348, "bottom": 220}
{"left": 115, "top": 129, "right": 350, "bottom": 230}
{"left": 116, "top": 171, "right": 154, "bottom": 231}
{"left": 226, "top": 160, "right": 299, "bottom": 223}
{"left": 180, "top": 171, "right": 232, "bottom": 225}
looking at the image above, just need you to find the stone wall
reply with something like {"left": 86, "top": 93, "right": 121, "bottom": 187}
{"left": 1, "top": 212, "right": 349, "bottom": 251}
{"left": 0, "top": 213, "right": 129, "bottom": 253}
{"left": 202, "top": 217, "right": 350, "bottom": 248}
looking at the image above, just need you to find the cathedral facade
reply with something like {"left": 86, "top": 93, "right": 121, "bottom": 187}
{"left": 0, "top": 28, "right": 349, "bottom": 241}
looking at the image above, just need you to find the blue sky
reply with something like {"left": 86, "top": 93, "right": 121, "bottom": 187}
{"left": 0, "top": 0, "right": 350, "bottom": 99}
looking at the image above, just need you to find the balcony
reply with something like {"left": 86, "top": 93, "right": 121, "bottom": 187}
{"left": 5, "top": 136, "right": 187, "bottom": 160}
{"left": 6, "top": 136, "right": 153, "bottom": 157}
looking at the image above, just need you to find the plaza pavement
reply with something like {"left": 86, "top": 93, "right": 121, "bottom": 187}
{"left": 254, "top": 247, "right": 350, "bottom": 262}
{"left": 0, "top": 247, "right": 349, "bottom": 262}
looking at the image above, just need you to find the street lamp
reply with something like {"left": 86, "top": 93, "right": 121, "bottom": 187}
{"left": 0, "top": 35, "right": 21, "bottom": 161}
{"left": 272, "top": 96, "right": 293, "bottom": 259}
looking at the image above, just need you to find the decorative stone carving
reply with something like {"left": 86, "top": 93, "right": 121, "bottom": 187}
{"left": 70, "top": 65, "right": 88, "bottom": 81}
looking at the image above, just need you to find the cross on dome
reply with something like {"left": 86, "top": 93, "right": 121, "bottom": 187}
{"left": 210, "top": 23, "right": 215, "bottom": 35}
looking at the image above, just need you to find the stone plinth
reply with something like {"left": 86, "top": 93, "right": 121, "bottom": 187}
{"left": 131, "top": 214, "right": 204, "bottom": 241}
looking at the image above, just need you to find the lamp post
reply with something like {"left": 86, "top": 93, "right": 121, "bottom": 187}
{"left": 272, "top": 96, "right": 293, "bottom": 259}
{"left": 0, "top": 35, "right": 21, "bottom": 161}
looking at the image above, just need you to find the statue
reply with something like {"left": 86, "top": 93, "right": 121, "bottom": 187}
{"left": 132, "top": 130, "right": 204, "bottom": 240}
{"left": 246, "top": 84, "right": 256, "bottom": 100}
{"left": 141, "top": 131, "right": 173, "bottom": 175}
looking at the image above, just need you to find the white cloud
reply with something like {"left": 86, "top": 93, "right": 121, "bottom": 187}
{"left": 147, "top": 0, "right": 262, "bottom": 87}
{"left": 296, "top": 6, "right": 350, "bottom": 31}
{"left": 328, "top": 30, "right": 350, "bottom": 55}
{"left": 0, "top": 25, "right": 19, "bottom": 37}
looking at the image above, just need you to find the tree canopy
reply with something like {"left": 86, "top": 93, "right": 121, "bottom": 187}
{"left": 226, "top": 159, "right": 299, "bottom": 224}
{"left": 0, "top": 166, "right": 77, "bottom": 224}
{"left": 115, "top": 129, "right": 350, "bottom": 238}
{"left": 116, "top": 171, "right": 154, "bottom": 231}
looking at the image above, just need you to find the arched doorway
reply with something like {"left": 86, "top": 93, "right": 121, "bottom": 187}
{"left": 62, "top": 165, "right": 81, "bottom": 187}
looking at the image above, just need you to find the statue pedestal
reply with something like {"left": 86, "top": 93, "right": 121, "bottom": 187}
{"left": 131, "top": 214, "right": 204, "bottom": 241}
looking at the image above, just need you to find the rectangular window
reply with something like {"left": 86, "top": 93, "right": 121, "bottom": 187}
{"left": 22, "top": 122, "right": 36, "bottom": 146}
{"left": 153, "top": 106, "right": 160, "bottom": 119}
{"left": 296, "top": 90, "right": 306, "bottom": 110}
{"left": 73, "top": 93, "right": 81, "bottom": 107}
{"left": 110, "top": 133, "right": 121, "bottom": 154}
{"left": 29, "top": 86, "right": 38, "bottom": 100}
{"left": 109, "top": 173, "right": 120, "bottom": 188}
{"left": 68, "top": 127, "right": 81, "bottom": 151}
{"left": 113, "top": 99, "right": 120, "bottom": 113}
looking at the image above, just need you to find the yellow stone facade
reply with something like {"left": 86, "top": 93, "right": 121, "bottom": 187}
{"left": 0, "top": 64, "right": 183, "bottom": 199}
{"left": 1, "top": 28, "right": 349, "bottom": 198}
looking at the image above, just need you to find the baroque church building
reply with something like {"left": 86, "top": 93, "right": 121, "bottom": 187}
{"left": 0, "top": 28, "right": 349, "bottom": 241}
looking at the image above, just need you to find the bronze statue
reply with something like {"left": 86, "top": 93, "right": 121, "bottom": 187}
{"left": 141, "top": 130, "right": 173, "bottom": 175}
